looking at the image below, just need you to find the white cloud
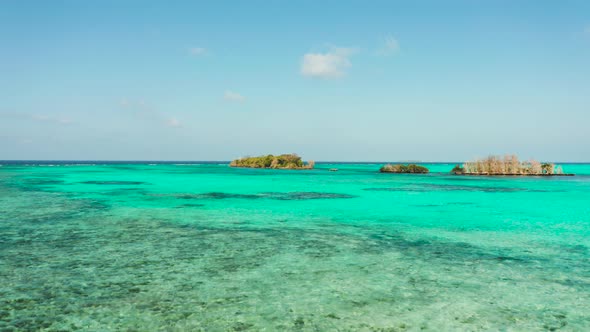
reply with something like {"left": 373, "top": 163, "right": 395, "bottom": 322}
{"left": 189, "top": 47, "right": 207, "bottom": 56}
{"left": 378, "top": 36, "right": 400, "bottom": 56}
{"left": 223, "top": 90, "right": 246, "bottom": 102}
{"left": 301, "top": 46, "right": 356, "bottom": 79}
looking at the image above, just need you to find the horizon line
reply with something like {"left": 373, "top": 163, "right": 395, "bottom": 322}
{"left": 1, "top": 160, "right": 589, "bottom": 164}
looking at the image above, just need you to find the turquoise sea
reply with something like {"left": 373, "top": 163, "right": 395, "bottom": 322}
{"left": 1, "top": 162, "right": 590, "bottom": 331}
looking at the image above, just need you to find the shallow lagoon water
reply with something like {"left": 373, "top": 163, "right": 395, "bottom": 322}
{"left": 1, "top": 162, "right": 590, "bottom": 331}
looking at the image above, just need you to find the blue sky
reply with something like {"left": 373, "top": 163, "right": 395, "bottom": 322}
{"left": 1, "top": 1, "right": 589, "bottom": 161}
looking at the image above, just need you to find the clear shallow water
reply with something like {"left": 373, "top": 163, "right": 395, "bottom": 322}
{"left": 1, "top": 162, "right": 589, "bottom": 331}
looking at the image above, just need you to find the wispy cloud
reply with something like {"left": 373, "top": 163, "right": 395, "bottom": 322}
{"left": 28, "top": 113, "right": 74, "bottom": 125}
{"left": 377, "top": 36, "right": 400, "bottom": 56}
{"left": 119, "top": 98, "right": 182, "bottom": 128}
{"left": 223, "top": 90, "right": 246, "bottom": 102}
{"left": 301, "top": 46, "right": 356, "bottom": 79}
{"left": 57, "top": 117, "right": 74, "bottom": 125}
{"left": 166, "top": 117, "right": 182, "bottom": 128}
{"left": 30, "top": 114, "right": 52, "bottom": 122}
{"left": 119, "top": 98, "right": 154, "bottom": 114}
{"left": 0, "top": 111, "right": 75, "bottom": 125}
{"left": 119, "top": 98, "right": 131, "bottom": 108}
{"left": 189, "top": 47, "right": 207, "bottom": 56}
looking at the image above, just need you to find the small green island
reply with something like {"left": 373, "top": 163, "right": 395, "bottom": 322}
{"left": 451, "top": 155, "right": 573, "bottom": 176}
{"left": 229, "top": 154, "right": 315, "bottom": 169}
{"left": 380, "top": 164, "right": 429, "bottom": 174}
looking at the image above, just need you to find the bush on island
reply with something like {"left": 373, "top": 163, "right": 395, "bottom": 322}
{"left": 451, "top": 165, "right": 465, "bottom": 175}
{"left": 230, "top": 154, "right": 314, "bottom": 169}
{"left": 455, "top": 155, "right": 569, "bottom": 176}
{"left": 380, "top": 164, "right": 429, "bottom": 174}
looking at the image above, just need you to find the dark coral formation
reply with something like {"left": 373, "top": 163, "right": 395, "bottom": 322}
{"left": 81, "top": 181, "right": 147, "bottom": 185}
{"left": 155, "top": 191, "right": 356, "bottom": 201}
